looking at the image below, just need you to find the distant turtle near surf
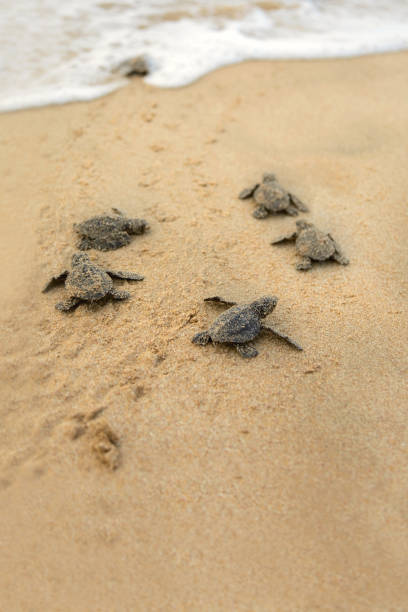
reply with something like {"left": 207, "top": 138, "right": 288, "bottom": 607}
{"left": 271, "top": 220, "right": 349, "bottom": 270}
{"left": 42, "top": 252, "right": 144, "bottom": 312}
{"left": 239, "top": 173, "right": 308, "bottom": 218}
{"left": 115, "top": 55, "right": 149, "bottom": 78}
{"left": 74, "top": 209, "right": 149, "bottom": 251}
{"left": 192, "top": 296, "right": 302, "bottom": 358}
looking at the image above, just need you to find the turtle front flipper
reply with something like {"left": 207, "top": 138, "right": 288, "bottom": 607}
{"left": 328, "top": 234, "right": 349, "bottom": 266}
{"left": 204, "top": 296, "right": 237, "bottom": 307}
{"left": 253, "top": 206, "right": 269, "bottom": 219}
{"left": 55, "top": 296, "right": 81, "bottom": 312}
{"left": 192, "top": 331, "right": 211, "bottom": 345}
{"left": 239, "top": 184, "right": 259, "bottom": 200}
{"left": 271, "top": 231, "right": 298, "bottom": 245}
{"left": 106, "top": 270, "right": 144, "bottom": 281}
{"left": 289, "top": 193, "right": 309, "bottom": 213}
{"left": 236, "top": 343, "right": 258, "bottom": 358}
{"left": 261, "top": 324, "right": 303, "bottom": 351}
{"left": 42, "top": 271, "right": 69, "bottom": 293}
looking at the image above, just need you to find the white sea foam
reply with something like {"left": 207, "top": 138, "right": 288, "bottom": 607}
{"left": 1, "top": 0, "right": 408, "bottom": 112}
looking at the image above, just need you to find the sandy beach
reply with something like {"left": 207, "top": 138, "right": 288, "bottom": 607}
{"left": 1, "top": 52, "right": 408, "bottom": 610}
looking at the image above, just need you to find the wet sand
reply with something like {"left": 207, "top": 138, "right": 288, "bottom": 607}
{"left": 0, "top": 52, "right": 408, "bottom": 610}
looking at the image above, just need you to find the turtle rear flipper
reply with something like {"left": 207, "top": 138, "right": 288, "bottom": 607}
{"left": 55, "top": 296, "right": 81, "bottom": 312}
{"left": 296, "top": 257, "right": 312, "bottom": 271}
{"left": 236, "top": 343, "right": 258, "bottom": 358}
{"left": 253, "top": 206, "right": 269, "bottom": 219}
{"left": 42, "top": 271, "right": 69, "bottom": 293}
{"left": 192, "top": 331, "right": 211, "bottom": 345}
{"left": 110, "top": 289, "right": 130, "bottom": 300}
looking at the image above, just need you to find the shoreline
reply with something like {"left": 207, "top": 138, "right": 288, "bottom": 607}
{"left": 2, "top": 48, "right": 408, "bottom": 116}
{"left": 1, "top": 52, "right": 408, "bottom": 610}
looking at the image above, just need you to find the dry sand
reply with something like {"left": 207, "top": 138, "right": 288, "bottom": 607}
{"left": 0, "top": 52, "right": 408, "bottom": 610}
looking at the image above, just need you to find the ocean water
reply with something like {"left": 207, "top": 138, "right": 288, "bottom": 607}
{"left": 1, "top": 0, "right": 408, "bottom": 112}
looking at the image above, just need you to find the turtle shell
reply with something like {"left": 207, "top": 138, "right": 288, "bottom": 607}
{"left": 66, "top": 261, "right": 113, "bottom": 300}
{"left": 296, "top": 227, "right": 335, "bottom": 261}
{"left": 76, "top": 216, "right": 128, "bottom": 239}
{"left": 209, "top": 305, "right": 261, "bottom": 344}
{"left": 254, "top": 183, "right": 290, "bottom": 212}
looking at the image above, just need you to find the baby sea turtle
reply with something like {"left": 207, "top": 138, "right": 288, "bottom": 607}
{"left": 271, "top": 220, "right": 349, "bottom": 270}
{"left": 239, "top": 173, "right": 308, "bottom": 218}
{"left": 42, "top": 252, "right": 144, "bottom": 312}
{"left": 115, "top": 55, "right": 149, "bottom": 77}
{"left": 74, "top": 210, "right": 149, "bottom": 251}
{"left": 192, "top": 296, "right": 302, "bottom": 358}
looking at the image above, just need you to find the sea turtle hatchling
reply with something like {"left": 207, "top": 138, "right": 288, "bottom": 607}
{"left": 271, "top": 220, "right": 349, "bottom": 270}
{"left": 114, "top": 55, "right": 149, "bottom": 77}
{"left": 239, "top": 173, "right": 309, "bottom": 218}
{"left": 192, "top": 296, "right": 302, "bottom": 358}
{"left": 74, "top": 210, "right": 149, "bottom": 251}
{"left": 42, "top": 252, "right": 144, "bottom": 312}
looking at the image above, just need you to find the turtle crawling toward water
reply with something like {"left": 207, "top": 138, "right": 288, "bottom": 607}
{"left": 43, "top": 252, "right": 144, "bottom": 312}
{"left": 74, "top": 210, "right": 149, "bottom": 251}
{"left": 271, "top": 220, "right": 349, "bottom": 270}
{"left": 115, "top": 55, "right": 149, "bottom": 78}
{"left": 192, "top": 296, "right": 302, "bottom": 358}
{"left": 239, "top": 173, "right": 308, "bottom": 218}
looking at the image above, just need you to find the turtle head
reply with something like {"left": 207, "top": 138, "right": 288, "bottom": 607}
{"left": 296, "top": 219, "right": 312, "bottom": 231}
{"left": 262, "top": 173, "right": 276, "bottom": 183}
{"left": 251, "top": 296, "right": 278, "bottom": 318}
{"left": 126, "top": 218, "right": 150, "bottom": 234}
{"left": 72, "top": 252, "right": 90, "bottom": 267}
